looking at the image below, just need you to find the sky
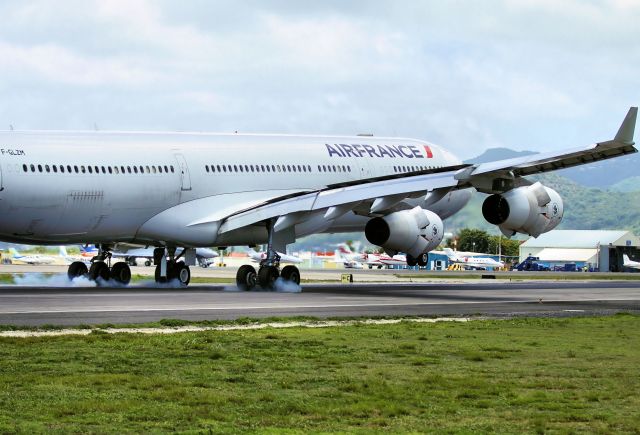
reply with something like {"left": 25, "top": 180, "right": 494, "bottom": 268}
{"left": 0, "top": 0, "right": 638, "bottom": 159}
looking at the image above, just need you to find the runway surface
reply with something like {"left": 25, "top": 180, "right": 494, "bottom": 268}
{"left": 1, "top": 281, "right": 639, "bottom": 326}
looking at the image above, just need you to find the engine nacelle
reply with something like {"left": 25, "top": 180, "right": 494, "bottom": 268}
{"left": 364, "top": 206, "right": 444, "bottom": 257}
{"left": 482, "top": 182, "right": 563, "bottom": 237}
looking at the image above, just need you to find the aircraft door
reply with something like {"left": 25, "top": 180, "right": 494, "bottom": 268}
{"left": 174, "top": 153, "right": 192, "bottom": 191}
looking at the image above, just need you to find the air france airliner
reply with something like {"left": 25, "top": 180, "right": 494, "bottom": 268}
{"left": 0, "top": 108, "right": 636, "bottom": 288}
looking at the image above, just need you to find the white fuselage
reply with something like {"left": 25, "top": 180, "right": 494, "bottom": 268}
{"left": 0, "top": 131, "right": 472, "bottom": 247}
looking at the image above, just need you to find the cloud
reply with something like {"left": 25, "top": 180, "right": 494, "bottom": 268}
{"left": 0, "top": 1, "right": 637, "bottom": 155}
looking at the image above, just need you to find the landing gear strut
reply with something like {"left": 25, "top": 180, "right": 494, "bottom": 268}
{"left": 67, "top": 244, "right": 131, "bottom": 286}
{"left": 235, "top": 218, "right": 300, "bottom": 290}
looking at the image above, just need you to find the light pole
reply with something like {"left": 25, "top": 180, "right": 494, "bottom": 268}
{"left": 472, "top": 242, "right": 476, "bottom": 253}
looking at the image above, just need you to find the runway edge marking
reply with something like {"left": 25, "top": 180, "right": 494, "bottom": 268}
{"left": 0, "top": 317, "right": 470, "bottom": 338}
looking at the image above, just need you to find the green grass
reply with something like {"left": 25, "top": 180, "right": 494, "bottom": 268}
{"left": 0, "top": 315, "right": 639, "bottom": 432}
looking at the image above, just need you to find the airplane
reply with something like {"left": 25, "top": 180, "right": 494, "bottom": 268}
{"left": 58, "top": 246, "right": 93, "bottom": 264}
{"left": 336, "top": 243, "right": 425, "bottom": 268}
{"left": 247, "top": 250, "right": 303, "bottom": 264}
{"left": 7, "top": 247, "right": 56, "bottom": 265}
{"left": 0, "top": 107, "right": 635, "bottom": 288}
{"left": 443, "top": 248, "right": 505, "bottom": 270}
{"left": 622, "top": 254, "right": 640, "bottom": 270}
{"left": 112, "top": 246, "right": 219, "bottom": 268}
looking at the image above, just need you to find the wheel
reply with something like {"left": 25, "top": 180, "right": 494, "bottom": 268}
{"left": 406, "top": 255, "right": 417, "bottom": 267}
{"left": 67, "top": 261, "right": 88, "bottom": 280}
{"left": 89, "top": 261, "right": 111, "bottom": 282}
{"left": 176, "top": 262, "right": 191, "bottom": 286}
{"left": 417, "top": 253, "right": 428, "bottom": 267}
{"left": 144, "top": 260, "right": 151, "bottom": 267}
{"left": 111, "top": 262, "right": 131, "bottom": 285}
{"left": 281, "top": 265, "right": 300, "bottom": 285}
{"left": 236, "top": 265, "right": 257, "bottom": 290}
{"left": 258, "top": 266, "right": 279, "bottom": 289}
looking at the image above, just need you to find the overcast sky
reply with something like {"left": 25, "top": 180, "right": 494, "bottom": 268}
{"left": 0, "top": 0, "right": 638, "bottom": 158}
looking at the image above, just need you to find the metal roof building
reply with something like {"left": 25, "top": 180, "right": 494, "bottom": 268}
{"left": 519, "top": 230, "right": 640, "bottom": 272}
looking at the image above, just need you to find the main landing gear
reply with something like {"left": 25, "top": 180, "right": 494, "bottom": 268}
{"left": 153, "top": 247, "right": 191, "bottom": 286}
{"left": 67, "top": 244, "right": 132, "bottom": 286}
{"left": 235, "top": 219, "right": 301, "bottom": 291}
{"left": 406, "top": 252, "right": 429, "bottom": 267}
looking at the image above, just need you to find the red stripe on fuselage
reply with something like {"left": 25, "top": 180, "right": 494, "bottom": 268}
{"left": 424, "top": 145, "right": 433, "bottom": 158}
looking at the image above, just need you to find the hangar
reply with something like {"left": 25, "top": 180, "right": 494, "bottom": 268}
{"left": 519, "top": 230, "right": 640, "bottom": 272}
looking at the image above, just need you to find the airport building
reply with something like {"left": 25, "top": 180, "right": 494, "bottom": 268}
{"left": 519, "top": 230, "right": 640, "bottom": 272}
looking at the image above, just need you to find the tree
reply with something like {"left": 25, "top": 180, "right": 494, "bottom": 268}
{"left": 487, "top": 235, "right": 521, "bottom": 257}
{"left": 457, "top": 228, "right": 490, "bottom": 253}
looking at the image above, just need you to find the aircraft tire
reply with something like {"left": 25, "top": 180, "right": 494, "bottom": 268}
{"left": 144, "top": 260, "right": 151, "bottom": 267}
{"left": 281, "top": 265, "right": 300, "bottom": 285}
{"left": 89, "top": 261, "right": 111, "bottom": 282}
{"left": 258, "top": 266, "right": 279, "bottom": 289}
{"left": 176, "top": 262, "right": 191, "bottom": 286}
{"left": 236, "top": 265, "right": 257, "bottom": 290}
{"left": 111, "top": 262, "right": 131, "bottom": 285}
{"left": 406, "top": 254, "right": 418, "bottom": 267}
{"left": 417, "top": 253, "right": 428, "bottom": 267}
{"left": 67, "top": 261, "right": 88, "bottom": 280}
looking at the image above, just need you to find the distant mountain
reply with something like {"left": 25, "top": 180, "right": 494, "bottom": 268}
{"left": 463, "top": 147, "right": 536, "bottom": 164}
{"left": 467, "top": 147, "right": 640, "bottom": 190}
{"left": 609, "top": 176, "right": 640, "bottom": 193}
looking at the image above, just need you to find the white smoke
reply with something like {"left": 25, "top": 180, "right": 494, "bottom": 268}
{"left": 225, "top": 277, "right": 302, "bottom": 293}
{"left": 12, "top": 273, "right": 185, "bottom": 288}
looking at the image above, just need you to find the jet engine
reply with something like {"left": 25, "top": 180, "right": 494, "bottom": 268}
{"left": 364, "top": 206, "right": 443, "bottom": 257}
{"left": 482, "top": 182, "right": 563, "bottom": 237}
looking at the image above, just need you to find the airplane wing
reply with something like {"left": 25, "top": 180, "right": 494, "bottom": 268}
{"left": 217, "top": 107, "right": 636, "bottom": 234}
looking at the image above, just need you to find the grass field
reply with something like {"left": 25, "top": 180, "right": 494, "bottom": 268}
{"left": 0, "top": 315, "right": 639, "bottom": 433}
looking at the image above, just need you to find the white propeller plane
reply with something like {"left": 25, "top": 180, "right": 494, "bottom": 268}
{"left": 0, "top": 108, "right": 635, "bottom": 288}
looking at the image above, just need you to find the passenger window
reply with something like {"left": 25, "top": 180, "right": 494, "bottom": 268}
{"left": 244, "top": 165, "right": 249, "bottom": 172}
{"left": 74, "top": 165, "right": 79, "bottom": 173}
{"left": 88, "top": 166, "right": 93, "bottom": 174}
{"left": 108, "top": 167, "right": 113, "bottom": 174}
{"left": 53, "top": 165, "right": 57, "bottom": 173}
{"left": 133, "top": 166, "right": 138, "bottom": 174}
{"left": 250, "top": 165, "right": 254, "bottom": 172}
{"left": 44, "top": 165, "right": 50, "bottom": 173}
{"left": 67, "top": 165, "right": 72, "bottom": 173}
{"left": 170, "top": 166, "right": 175, "bottom": 173}
{"left": 60, "top": 165, "right": 65, "bottom": 173}
{"left": 127, "top": 166, "right": 131, "bottom": 173}
{"left": 114, "top": 167, "right": 119, "bottom": 174}
{"left": 210, "top": 165, "right": 215, "bottom": 173}
{"left": 101, "top": 166, "right": 106, "bottom": 174}
{"left": 152, "top": 166, "right": 156, "bottom": 174}
{"left": 206, "top": 165, "right": 210, "bottom": 172}
{"left": 37, "top": 164, "right": 42, "bottom": 172}
{"left": 81, "top": 166, "right": 86, "bottom": 173}
{"left": 22, "top": 164, "right": 27, "bottom": 172}
{"left": 145, "top": 166, "right": 150, "bottom": 174}
{"left": 217, "top": 165, "right": 221, "bottom": 172}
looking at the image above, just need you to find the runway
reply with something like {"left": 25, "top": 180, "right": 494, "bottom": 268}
{"left": 0, "top": 281, "right": 639, "bottom": 326}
